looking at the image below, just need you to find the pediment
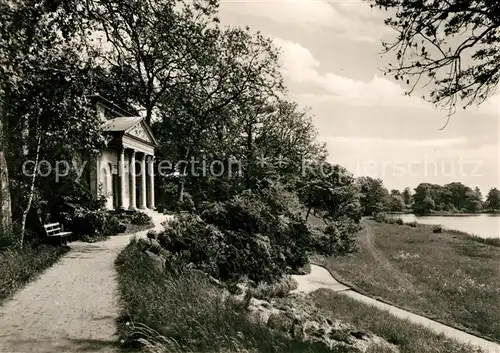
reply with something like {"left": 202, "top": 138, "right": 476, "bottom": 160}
{"left": 125, "top": 121, "right": 157, "bottom": 146}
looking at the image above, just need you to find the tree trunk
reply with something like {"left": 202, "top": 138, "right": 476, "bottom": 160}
{"left": 0, "top": 150, "right": 12, "bottom": 238}
{"left": 305, "top": 207, "right": 312, "bottom": 221}
{"left": 20, "top": 133, "right": 41, "bottom": 248}
{"left": 178, "top": 148, "right": 190, "bottom": 203}
{"left": 0, "top": 113, "right": 13, "bottom": 239}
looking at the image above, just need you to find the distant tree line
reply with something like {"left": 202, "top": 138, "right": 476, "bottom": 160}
{"left": 355, "top": 177, "right": 500, "bottom": 216}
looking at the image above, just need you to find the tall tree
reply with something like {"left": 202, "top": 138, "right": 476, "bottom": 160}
{"left": 0, "top": 1, "right": 105, "bottom": 245}
{"left": 154, "top": 27, "right": 285, "bottom": 201}
{"left": 485, "top": 188, "right": 500, "bottom": 212}
{"left": 357, "top": 176, "right": 390, "bottom": 216}
{"left": 412, "top": 183, "right": 436, "bottom": 215}
{"left": 87, "top": 0, "right": 220, "bottom": 125}
{"left": 388, "top": 189, "right": 405, "bottom": 212}
{"left": 298, "top": 163, "right": 360, "bottom": 223}
{"left": 368, "top": 0, "right": 500, "bottom": 118}
{"left": 402, "top": 187, "right": 412, "bottom": 206}
{"left": 0, "top": 116, "right": 12, "bottom": 239}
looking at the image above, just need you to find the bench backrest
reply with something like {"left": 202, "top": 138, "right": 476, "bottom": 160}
{"left": 43, "top": 222, "right": 62, "bottom": 236}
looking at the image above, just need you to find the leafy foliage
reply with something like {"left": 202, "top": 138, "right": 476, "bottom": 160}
{"left": 357, "top": 176, "right": 390, "bottom": 216}
{"left": 130, "top": 212, "right": 152, "bottom": 226}
{"left": 388, "top": 189, "right": 405, "bottom": 212}
{"left": 368, "top": 0, "right": 500, "bottom": 114}
{"left": 485, "top": 188, "right": 500, "bottom": 212}
{"left": 158, "top": 185, "right": 312, "bottom": 283}
{"left": 313, "top": 217, "right": 360, "bottom": 255}
{"left": 71, "top": 209, "right": 125, "bottom": 238}
{"left": 298, "top": 162, "right": 361, "bottom": 223}
{"left": 412, "top": 182, "right": 483, "bottom": 214}
{"left": 373, "top": 212, "right": 403, "bottom": 225}
{"left": 433, "top": 225, "right": 443, "bottom": 233}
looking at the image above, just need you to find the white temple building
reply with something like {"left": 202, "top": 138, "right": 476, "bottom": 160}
{"left": 88, "top": 95, "right": 157, "bottom": 211}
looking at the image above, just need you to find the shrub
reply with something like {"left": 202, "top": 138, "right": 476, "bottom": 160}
{"left": 158, "top": 186, "right": 312, "bottom": 283}
{"left": 247, "top": 275, "right": 298, "bottom": 300}
{"left": 107, "top": 216, "right": 127, "bottom": 234}
{"left": 0, "top": 233, "right": 18, "bottom": 250}
{"left": 176, "top": 192, "right": 195, "bottom": 212}
{"left": 373, "top": 212, "right": 388, "bottom": 223}
{"left": 130, "top": 211, "right": 152, "bottom": 226}
{"left": 146, "top": 230, "right": 158, "bottom": 239}
{"left": 312, "top": 217, "right": 360, "bottom": 256}
{"left": 433, "top": 225, "right": 443, "bottom": 233}
{"left": 71, "top": 209, "right": 125, "bottom": 238}
{"left": 406, "top": 221, "right": 418, "bottom": 228}
{"left": 373, "top": 213, "right": 403, "bottom": 225}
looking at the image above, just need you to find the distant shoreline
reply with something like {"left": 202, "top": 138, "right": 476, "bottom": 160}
{"left": 388, "top": 211, "right": 500, "bottom": 217}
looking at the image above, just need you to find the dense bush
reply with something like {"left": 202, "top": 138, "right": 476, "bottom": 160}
{"left": 373, "top": 212, "right": 403, "bottom": 225}
{"left": 394, "top": 217, "right": 404, "bottom": 225}
{"left": 406, "top": 221, "right": 418, "bottom": 228}
{"left": 71, "top": 209, "right": 126, "bottom": 238}
{"left": 130, "top": 211, "right": 152, "bottom": 226}
{"left": 146, "top": 230, "right": 158, "bottom": 239}
{"left": 373, "top": 212, "right": 389, "bottom": 223}
{"left": 433, "top": 225, "right": 443, "bottom": 233}
{"left": 174, "top": 192, "right": 195, "bottom": 212}
{"left": 311, "top": 216, "right": 360, "bottom": 255}
{"left": 158, "top": 185, "right": 312, "bottom": 283}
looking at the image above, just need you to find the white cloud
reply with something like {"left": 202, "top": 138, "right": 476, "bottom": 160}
{"left": 321, "top": 74, "right": 403, "bottom": 99}
{"left": 221, "top": 0, "right": 389, "bottom": 42}
{"left": 275, "top": 38, "right": 421, "bottom": 104}
{"left": 274, "top": 38, "right": 500, "bottom": 116}
{"left": 326, "top": 137, "right": 469, "bottom": 148}
{"left": 273, "top": 38, "right": 320, "bottom": 81}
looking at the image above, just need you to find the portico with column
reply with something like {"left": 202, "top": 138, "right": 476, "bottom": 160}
{"left": 96, "top": 113, "right": 158, "bottom": 211}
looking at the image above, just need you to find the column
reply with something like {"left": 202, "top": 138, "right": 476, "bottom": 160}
{"left": 147, "top": 156, "right": 155, "bottom": 209}
{"left": 139, "top": 153, "right": 147, "bottom": 209}
{"left": 129, "top": 150, "right": 137, "bottom": 210}
{"left": 118, "top": 148, "right": 126, "bottom": 210}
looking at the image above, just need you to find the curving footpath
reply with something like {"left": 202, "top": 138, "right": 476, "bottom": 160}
{"left": 292, "top": 264, "right": 500, "bottom": 353}
{"left": 0, "top": 212, "right": 171, "bottom": 353}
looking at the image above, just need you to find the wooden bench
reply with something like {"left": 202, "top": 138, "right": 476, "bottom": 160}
{"left": 43, "top": 222, "right": 72, "bottom": 245}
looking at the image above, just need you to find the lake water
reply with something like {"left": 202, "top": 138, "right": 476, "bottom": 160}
{"left": 395, "top": 214, "right": 500, "bottom": 239}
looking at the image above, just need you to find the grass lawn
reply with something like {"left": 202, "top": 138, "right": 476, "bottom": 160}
{"left": 0, "top": 244, "right": 69, "bottom": 304}
{"left": 314, "top": 220, "right": 500, "bottom": 342}
{"left": 310, "top": 289, "right": 484, "bottom": 353}
{"left": 115, "top": 241, "right": 343, "bottom": 353}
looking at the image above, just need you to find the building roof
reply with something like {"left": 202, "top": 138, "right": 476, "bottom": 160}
{"left": 102, "top": 116, "right": 143, "bottom": 132}
{"left": 102, "top": 116, "right": 158, "bottom": 146}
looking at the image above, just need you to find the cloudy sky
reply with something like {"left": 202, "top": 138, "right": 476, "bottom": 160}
{"left": 218, "top": 0, "right": 499, "bottom": 194}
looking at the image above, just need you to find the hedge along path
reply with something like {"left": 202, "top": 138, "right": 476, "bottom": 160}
{"left": 0, "top": 212, "right": 171, "bottom": 353}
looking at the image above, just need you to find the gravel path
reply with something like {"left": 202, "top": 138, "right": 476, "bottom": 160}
{"left": 292, "top": 264, "right": 500, "bottom": 353}
{"left": 0, "top": 213, "right": 170, "bottom": 353}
